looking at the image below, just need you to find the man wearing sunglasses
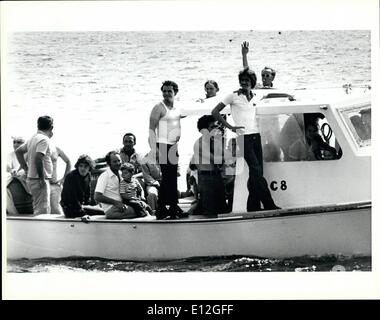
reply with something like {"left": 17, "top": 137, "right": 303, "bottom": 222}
{"left": 261, "top": 67, "right": 276, "bottom": 88}
{"left": 242, "top": 41, "right": 276, "bottom": 89}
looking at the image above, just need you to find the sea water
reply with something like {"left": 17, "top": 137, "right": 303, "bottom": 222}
{"left": 4, "top": 30, "right": 371, "bottom": 272}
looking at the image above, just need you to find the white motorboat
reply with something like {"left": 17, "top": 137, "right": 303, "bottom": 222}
{"left": 6, "top": 87, "right": 371, "bottom": 261}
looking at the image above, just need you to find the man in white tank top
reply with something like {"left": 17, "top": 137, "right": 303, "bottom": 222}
{"left": 148, "top": 80, "right": 187, "bottom": 219}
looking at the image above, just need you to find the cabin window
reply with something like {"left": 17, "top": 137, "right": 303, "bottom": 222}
{"left": 258, "top": 113, "right": 342, "bottom": 162}
{"left": 340, "top": 104, "right": 371, "bottom": 147}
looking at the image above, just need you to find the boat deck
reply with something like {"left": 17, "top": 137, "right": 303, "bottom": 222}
{"left": 6, "top": 200, "right": 371, "bottom": 223}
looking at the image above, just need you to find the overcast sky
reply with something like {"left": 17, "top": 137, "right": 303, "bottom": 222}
{"left": 1, "top": 0, "right": 378, "bottom": 32}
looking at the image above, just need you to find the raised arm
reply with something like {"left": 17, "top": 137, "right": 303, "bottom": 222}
{"left": 241, "top": 41, "right": 249, "bottom": 68}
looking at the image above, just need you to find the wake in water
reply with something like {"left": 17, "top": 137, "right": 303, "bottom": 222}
{"left": 7, "top": 255, "right": 371, "bottom": 273}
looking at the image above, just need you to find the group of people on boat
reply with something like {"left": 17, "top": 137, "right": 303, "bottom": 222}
{"left": 7, "top": 40, "right": 342, "bottom": 220}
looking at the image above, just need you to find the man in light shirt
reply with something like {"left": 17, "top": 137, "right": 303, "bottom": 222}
{"left": 94, "top": 151, "right": 135, "bottom": 219}
{"left": 212, "top": 66, "right": 280, "bottom": 212}
{"left": 16, "top": 116, "right": 54, "bottom": 215}
{"left": 7, "top": 136, "right": 25, "bottom": 177}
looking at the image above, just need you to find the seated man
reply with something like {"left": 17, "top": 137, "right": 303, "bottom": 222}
{"left": 289, "top": 123, "right": 338, "bottom": 161}
{"left": 94, "top": 151, "right": 136, "bottom": 219}
{"left": 359, "top": 108, "right": 371, "bottom": 140}
{"left": 307, "top": 124, "right": 338, "bottom": 160}
{"left": 280, "top": 113, "right": 325, "bottom": 161}
{"left": 94, "top": 132, "right": 145, "bottom": 194}
{"left": 351, "top": 109, "right": 371, "bottom": 141}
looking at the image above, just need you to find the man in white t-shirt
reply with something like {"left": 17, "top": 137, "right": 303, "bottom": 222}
{"left": 7, "top": 136, "right": 25, "bottom": 177}
{"left": 94, "top": 151, "right": 135, "bottom": 219}
{"left": 16, "top": 116, "right": 54, "bottom": 215}
{"left": 212, "top": 66, "right": 280, "bottom": 212}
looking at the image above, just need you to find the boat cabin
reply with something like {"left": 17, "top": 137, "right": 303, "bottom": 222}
{"left": 182, "top": 88, "right": 371, "bottom": 213}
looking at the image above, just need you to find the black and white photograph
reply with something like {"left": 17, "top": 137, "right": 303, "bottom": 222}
{"left": 2, "top": 0, "right": 379, "bottom": 300}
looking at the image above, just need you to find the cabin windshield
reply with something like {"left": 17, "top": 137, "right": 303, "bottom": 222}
{"left": 340, "top": 104, "right": 371, "bottom": 147}
{"left": 258, "top": 113, "right": 342, "bottom": 162}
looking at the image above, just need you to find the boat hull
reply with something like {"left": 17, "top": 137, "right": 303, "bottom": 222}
{"left": 6, "top": 203, "right": 371, "bottom": 261}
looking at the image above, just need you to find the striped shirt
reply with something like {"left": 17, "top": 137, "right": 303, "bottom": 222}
{"left": 120, "top": 178, "right": 143, "bottom": 200}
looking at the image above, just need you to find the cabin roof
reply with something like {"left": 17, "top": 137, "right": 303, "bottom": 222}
{"left": 181, "top": 88, "right": 370, "bottom": 116}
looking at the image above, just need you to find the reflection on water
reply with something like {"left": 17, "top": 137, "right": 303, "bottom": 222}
{"left": 7, "top": 255, "right": 371, "bottom": 273}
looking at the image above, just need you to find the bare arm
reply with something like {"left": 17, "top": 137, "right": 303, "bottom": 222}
{"left": 34, "top": 152, "right": 48, "bottom": 187}
{"left": 136, "top": 180, "right": 145, "bottom": 200}
{"left": 241, "top": 41, "right": 249, "bottom": 68}
{"left": 35, "top": 152, "right": 45, "bottom": 179}
{"left": 56, "top": 147, "right": 72, "bottom": 183}
{"left": 132, "top": 172, "right": 143, "bottom": 179}
{"left": 142, "top": 163, "right": 158, "bottom": 186}
{"left": 94, "top": 192, "right": 125, "bottom": 211}
{"left": 148, "top": 103, "right": 164, "bottom": 149}
{"left": 15, "top": 143, "right": 28, "bottom": 173}
{"left": 212, "top": 102, "right": 245, "bottom": 133}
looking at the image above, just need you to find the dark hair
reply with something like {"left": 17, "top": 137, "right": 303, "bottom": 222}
{"left": 359, "top": 108, "right": 371, "bottom": 115}
{"left": 204, "top": 80, "right": 219, "bottom": 91}
{"left": 12, "top": 136, "right": 25, "bottom": 144}
{"left": 120, "top": 162, "right": 135, "bottom": 173}
{"left": 304, "top": 113, "right": 325, "bottom": 127}
{"left": 197, "top": 115, "right": 216, "bottom": 131}
{"left": 105, "top": 150, "right": 120, "bottom": 165}
{"left": 238, "top": 68, "right": 257, "bottom": 88}
{"left": 74, "top": 154, "right": 95, "bottom": 171}
{"left": 122, "top": 132, "right": 136, "bottom": 144}
{"left": 37, "top": 116, "right": 54, "bottom": 131}
{"left": 161, "top": 80, "right": 179, "bottom": 94}
{"left": 261, "top": 67, "right": 276, "bottom": 79}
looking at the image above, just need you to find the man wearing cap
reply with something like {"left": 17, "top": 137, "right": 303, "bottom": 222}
{"left": 16, "top": 116, "right": 54, "bottom": 215}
